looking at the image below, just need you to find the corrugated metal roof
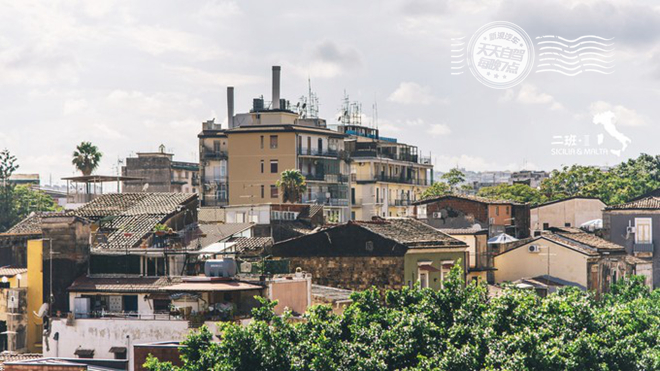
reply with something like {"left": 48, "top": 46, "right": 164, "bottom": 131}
{"left": 163, "top": 281, "right": 263, "bottom": 292}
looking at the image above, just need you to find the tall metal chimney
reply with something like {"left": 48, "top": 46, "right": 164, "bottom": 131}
{"left": 272, "top": 66, "right": 281, "bottom": 110}
{"left": 227, "top": 86, "right": 234, "bottom": 128}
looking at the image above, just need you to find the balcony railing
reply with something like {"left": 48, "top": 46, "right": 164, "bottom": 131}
{"left": 634, "top": 243, "right": 654, "bottom": 254}
{"left": 354, "top": 174, "right": 430, "bottom": 186}
{"left": 297, "top": 148, "right": 339, "bottom": 158}
{"left": 202, "top": 150, "right": 228, "bottom": 160}
{"left": 394, "top": 199, "right": 412, "bottom": 206}
{"left": 303, "top": 197, "right": 349, "bottom": 207}
{"left": 303, "top": 173, "right": 349, "bottom": 183}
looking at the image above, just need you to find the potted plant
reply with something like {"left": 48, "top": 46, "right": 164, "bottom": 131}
{"left": 153, "top": 223, "right": 169, "bottom": 236}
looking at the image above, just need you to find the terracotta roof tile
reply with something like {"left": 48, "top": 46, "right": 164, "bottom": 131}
{"left": 68, "top": 275, "right": 183, "bottom": 293}
{"left": 352, "top": 218, "right": 467, "bottom": 248}
{"left": 606, "top": 196, "right": 660, "bottom": 210}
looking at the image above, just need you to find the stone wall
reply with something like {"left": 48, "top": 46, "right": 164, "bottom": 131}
{"left": 288, "top": 256, "right": 404, "bottom": 291}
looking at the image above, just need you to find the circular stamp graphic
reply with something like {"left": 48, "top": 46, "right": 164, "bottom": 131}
{"left": 466, "top": 21, "right": 534, "bottom": 89}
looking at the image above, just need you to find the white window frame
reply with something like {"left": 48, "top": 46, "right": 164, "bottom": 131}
{"left": 417, "top": 261, "right": 432, "bottom": 288}
{"left": 635, "top": 218, "right": 653, "bottom": 244}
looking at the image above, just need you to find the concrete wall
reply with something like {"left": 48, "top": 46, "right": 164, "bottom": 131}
{"left": 531, "top": 198, "right": 605, "bottom": 233}
{"left": 494, "top": 239, "right": 589, "bottom": 288}
{"left": 227, "top": 131, "right": 297, "bottom": 205}
{"left": 403, "top": 250, "right": 468, "bottom": 290}
{"left": 604, "top": 211, "right": 660, "bottom": 287}
{"left": 122, "top": 155, "right": 172, "bottom": 193}
{"left": 46, "top": 319, "right": 222, "bottom": 371}
{"left": 268, "top": 278, "right": 310, "bottom": 316}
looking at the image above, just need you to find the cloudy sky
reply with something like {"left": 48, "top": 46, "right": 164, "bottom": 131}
{"left": 0, "top": 0, "right": 658, "bottom": 184}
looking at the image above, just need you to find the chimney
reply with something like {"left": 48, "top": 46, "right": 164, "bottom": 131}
{"left": 227, "top": 86, "right": 234, "bottom": 128}
{"left": 272, "top": 66, "right": 281, "bottom": 110}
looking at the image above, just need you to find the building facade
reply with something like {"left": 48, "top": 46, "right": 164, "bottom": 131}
{"left": 122, "top": 149, "right": 199, "bottom": 194}
{"left": 339, "top": 123, "right": 432, "bottom": 220}
{"left": 530, "top": 196, "right": 605, "bottom": 235}
{"left": 198, "top": 120, "right": 229, "bottom": 206}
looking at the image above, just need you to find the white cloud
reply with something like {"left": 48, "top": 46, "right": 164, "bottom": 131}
{"left": 427, "top": 123, "right": 452, "bottom": 137}
{"left": 501, "top": 84, "right": 564, "bottom": 110}
{"left": 63, "top": 99, "right": 88, "bottom": 115}
{"left": 589, "top": 101, "right": 648, "bottom": 127}
{"left": 388, "top": 82, "right": 448, "bottom": 105}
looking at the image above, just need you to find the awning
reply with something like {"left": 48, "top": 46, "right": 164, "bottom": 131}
{"left": 109, "top": 346, "right": 127, "bottom": 353}
{"left": 74, "top": 348, "right": 95, "bottom": 357}
{"left": 163, "top": 281, "right": 263, "bottom": 292}
{"left": 418, "top": 264, "right": 440, "bottom": 272}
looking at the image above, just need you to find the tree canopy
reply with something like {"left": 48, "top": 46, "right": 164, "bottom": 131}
{"left": 146, "top": 267, "right": 660, "bottom": 371}
{"left": 72, "top": 141, "right": 102, "bottom": 176}
{"left": 276, "top": 169, "right": 307, "bottom": 203}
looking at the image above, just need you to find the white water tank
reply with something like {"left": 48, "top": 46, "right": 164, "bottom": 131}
{"left": 205, "top": 258, "right": 237, "bottom": 278}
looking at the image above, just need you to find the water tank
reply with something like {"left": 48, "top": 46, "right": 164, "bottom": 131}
{"left": 205, "top": 258, "right": 237, "bottom": 278}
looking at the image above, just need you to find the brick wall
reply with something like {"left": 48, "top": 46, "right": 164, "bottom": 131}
{"left": 425, "top": 198, "right": 489, "bottom": 229}
{"left": 288, "top": 256, "right": 405, "bottom": 291}
{"left": 134, "top": 345, "right": 183, "bottom": 371}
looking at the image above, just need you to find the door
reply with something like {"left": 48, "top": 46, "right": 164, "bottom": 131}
{"left": 108, "top": 296, "right": 122, "bottom": 313}
{"left": 122, "top": 295, "right": 138, "bottom": 313}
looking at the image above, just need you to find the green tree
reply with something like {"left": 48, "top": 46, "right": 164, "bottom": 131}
{"left": 441, "top": 168, "right": 465, "bottom": 190}
{"left": 421, "top": 181, "right": 451, "bottom": 199}
{"left": 72, "top": 141, "right": 102, "bottom": 176}
{"left": 13, "top": 185, "right": 61, "bottom": 218}
{"left": 478, "top": 183, "right": 545, "bottom": 205}
{"left": 276, "top": 169, "right": 307, "bottom": 203}
{"left": 0, "top": 149, "right": 19, "bottom": 231}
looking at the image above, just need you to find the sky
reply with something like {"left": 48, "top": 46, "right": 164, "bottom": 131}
{"left": 0, "top": 0, "right": 658, "bottom": 185}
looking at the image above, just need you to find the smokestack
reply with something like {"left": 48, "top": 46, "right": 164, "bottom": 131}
{"left": 272, "top": 66, "right": 281, "bottom": 110}
{"left": 227, "top": 86, "right": 234, "bottom": 128}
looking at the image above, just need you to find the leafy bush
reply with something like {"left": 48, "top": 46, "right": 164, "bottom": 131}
{"left": 146, "top": 267, "right": 660, "bottom": 371}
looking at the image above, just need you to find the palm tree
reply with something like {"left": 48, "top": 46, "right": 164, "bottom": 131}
{"left": 72, "top": 142, "right": 102, "bottom": 176}
{"left": 276, "top": 169, "right": 307, "bottom": 203}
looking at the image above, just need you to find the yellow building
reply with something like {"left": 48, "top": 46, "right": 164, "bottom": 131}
{"left": 339, "top": 123, "right": 433, "bottom": 220}
{"left": 26, "top": 239, "right": 44, "bottom": 353}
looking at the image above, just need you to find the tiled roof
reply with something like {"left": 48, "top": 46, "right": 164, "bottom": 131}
{"left": 4, "top": 211, "right": 71, "bottom": 235}
{"left": 68, "top": 275, "right": 183, "bottom": 293}
{"left": 186, "top": 223, "right": 253, "bottom": 249}
{"left": 439, "top": 227, "right": 488, "bottom": 235}
{"left": 539, "top": 230, "right": 624, "bottom": 255}
{"left": 229, "top": 237, "right": 274, "bottom": 252}
{"left": 0, "top": 353, "right": 43, "bottom": 371}
{"left": 75, "top": 193, "right": 195, "bottom": 218}
{"left": 605, "top": 196, "right": 660, "bottom": 210}
{"left": 0, "top": 267, "right": 27, "bottom": 277}
{"left": 76, "top": 193, "right": 196, "bottom": 250}
{"left": 352, "top": 218, "right": 467, "bottom": 248}
{"left": 312, "top": 284, "right": 353, "bottom": 303}
{"left": 415, "top": 193, "right": 525, "bottom": 206}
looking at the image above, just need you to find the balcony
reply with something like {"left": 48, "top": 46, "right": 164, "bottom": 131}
{"left": 354, "top": 174, "right": 430, "bottom": 186}
{"left": 202, "top": 150, "right": 228, "bottom": 160}
{"left": 634, "top": 243, "right": 654, "bottom": 254}
{"left": 394, "top": 199, "right": 412, "bottom": 207}
{"left": 298, "top": 148, "right": 339, "bottom": 158}
{"left": 303, "top": 173, "right": 349, "bottom": 183}
{"left": 302, "top": 196, "right": 349, "bottom": 207}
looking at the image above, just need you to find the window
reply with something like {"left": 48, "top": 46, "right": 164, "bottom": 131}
{"left": 213, "top": 140, "right": 221, "bottom": 152}
{"left": 260, "top": 136, "right": 264, "bottom": 149}
{"left": 318, "top": 138, "right": 323, "bottom": 153}
{"left": 543, "top": 223, "right": 550, "bottom": 230}
{"left": 270, "top": 135, "right": 278, "bottom": 149}
{"left": 122, "top": 295, "right": 138, "bottom": 313}
{"left": 564, "top": 223, "right": 571, "bottom": 227}
{"left": 270, "top": 160, "right": 278, "bottom": 173}
{"left": 260, "top": 160, "right": 264, "bottom": 173}
{"left": 506, "top": 206, "right": 510, "bottom": 214}
{"left": 153, "top": 299, "right": 171, "bottom": 313}
{"left": 270, "top": 185, "right": 279, "bottom": 198}
{"left": 261, "top": 185, "right": 265, "bottom": 198}
{"left": 636, "top": 218, "right": 652, "bottom": 244}
{"left": 496, "top": 206, "right": 500, "bottom": 216}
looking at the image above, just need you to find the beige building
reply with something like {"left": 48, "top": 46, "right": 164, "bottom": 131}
{"left": 494, "top": 229, "right": 650, "bottom": 292}
{"left": 441, "top": 228, "right": 490, "bottom": 282}
{"left": 339, "top": 123, "right": 432, "bottom": 220}
{"left": 530, "top": 196, "right": 605, "bottom": 235}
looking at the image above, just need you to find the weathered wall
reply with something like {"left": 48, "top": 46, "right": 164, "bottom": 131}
{"left": 268, "top": 278, "right": 310, "bottom": 316}
{"left": 423, "top": 198, "right": 489, "bottom": 230}
{"left": 134, "top": 344, "right": 183, "bottom": 371}
{"left": 287, "top": 256, "right": 404, "bottom": 291}
{"left": 122, "top": 156, "right": 172, "bottom": 193}
{"left": 46, "top": 319, "right": 223, "bottom": 371}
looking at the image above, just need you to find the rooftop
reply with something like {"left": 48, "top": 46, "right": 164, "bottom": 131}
{"left": 68, "top": 275, "right": 183, "bottom": 293}
{"left": 605, "top": 196, "right": 660, "bottom": 210}
{"left": 414, "top": 193, "right": 525, "bottom": 206}
{"left": 0, "top": 267, "right": 27, "bottom": 277}
{"left": 351, "top": 218, "right": 467, "bottom": 248}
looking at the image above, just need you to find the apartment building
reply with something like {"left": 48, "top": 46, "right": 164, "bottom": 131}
{"left": 122, "top": 147, "right": 199, "bottom": 194}
{"left": 198, "top": 119, "right": 229, "bottom": 206}
{"left": 339, "top": 123, "right": 432, "bottom": 220}
{"left": 200, "top": 67, "right": 351, "bottom": 222}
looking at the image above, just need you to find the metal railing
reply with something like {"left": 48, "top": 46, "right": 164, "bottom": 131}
{"left": 354, "top": 174, "right": 430, "bottom": 186}
{"left": 634, "top": 243, "right": 654, "bottom": 253}
{"left": 297, "top": 148, "right": 339, "bottom": 157}
{"left": 202, "top": 150, "right": 228, "bottom": 160}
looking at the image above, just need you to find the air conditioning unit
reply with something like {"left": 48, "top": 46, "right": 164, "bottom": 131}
{"left": 432, "top": 212, "right": 442, "bottom": 218}
{"left": 528, "top": 245, "right": 541, "bottom": 253}
{"left": 626, "top": 226, "right": 635, "bottom": 234}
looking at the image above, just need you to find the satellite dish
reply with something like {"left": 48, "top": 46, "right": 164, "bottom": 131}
{"left": 34, "top": 303, "right": 49, "bottom": 318}
{"left": 142, "top": 183, "right": 149, "bottom": 192}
